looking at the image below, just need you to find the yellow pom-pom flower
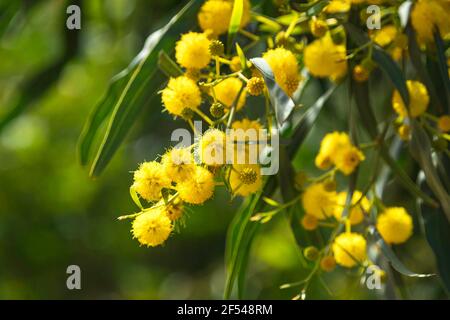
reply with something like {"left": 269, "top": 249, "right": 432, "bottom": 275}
{"left": 334, "top": 191, "right": 370, "bottom": 225}
{"left": 198, "top": 0, "right": 251, "bottom": 37}
{"left": 229, "top": 164, "right": 263, "bottom": 196}
{"left": 392, "top": 80, "right": 429, "bottom": 118}
{"left": 315, "top": 132, "right": 351, "bottom": 170}
{"left": 175, "top": 32, "right": 211, "bottom": 69}
{"left": 161, "top": 147, "right": 195, "bottom": 182}
{"left": 132, "top": 207, "right": 173, "bottom": 247}
{"left": 132, "top": 161, "right": 171, "bottom": 202}
{"left": 334, "top": 145, "right": 365, "bottom": 176}
{"left": 304, "top": 34, "right": 347, "bottom": 81}
{"left": 198, "top": 129, "right": 227, "bottom": 166}
{"left": 332, "top": 232, "right": 367, "bottom": 268}
{"left": 372, "top": 25, "right": 398, "bottom": 47}
{"left": 213, "top": 77, "right": 246, "bottom": 110}
{"left": 301, "top": 183, "right": 337, "bottom": 220}
{"left": 161, "top": 76, "right": 202, "bottom": 117}
{"left": 177, "top": 166, "right": 215, "bottom": 204}
{"left": 263, "top": 47, "right": 300, "bottom": 96}
{"left": 411, "top": 0, "right": 450, "bottom": 46}
{"left": 376, "top": 207, "right": 413, "bottom": 244}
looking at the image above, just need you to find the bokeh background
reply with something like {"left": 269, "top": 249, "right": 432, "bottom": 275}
{"left": 0, "top": 0, "right": 446, "bottom": 299}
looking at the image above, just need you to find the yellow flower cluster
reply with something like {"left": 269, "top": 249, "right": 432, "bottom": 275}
{"left": 315, "top": 132, "right": 365, "bottom": 175}
{"left": 411, "top": 0, "right": 450, "bottom": 46}
{"left": 263, "top": 47, "right": 301, "bottom": 96}
{"left": 304, "top": 34, "right": 347, "bottom": 81}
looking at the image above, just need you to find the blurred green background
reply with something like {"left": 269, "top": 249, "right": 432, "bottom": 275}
{"left": 0, "top": 0, "right": 446, "bottom": 299}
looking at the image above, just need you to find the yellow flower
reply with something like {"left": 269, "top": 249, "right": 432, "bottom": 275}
{"left": 132, "top": 161, "right": 171, "bottom": 202}
{"left": 177, "top": 166, "right": 215, "bottom": 204}
{"left": 229, "top": 164, "right": 263, "bottom": 196}
{"left": 372, "top": 25, "right": 398, "bottom": 47}
{"left": 334, "top": 145, "right": 365, "bottom": 175}
{"left": 161, "top": 147, "right": 195, "bottom": 182}
{"left": 392, "top": 80, "right": 429, "bottom": 118}
{"left": 304, "top": 34, "right": 347, "bottom": 81}
{"left": 175, "top": 32, "right": 211, "bottom": 69}
{"left": 229, "top": 119, "right": 264, "bottom": 165}
{"left": 325, "top": 0, "right": 351, "bottom": 13}
{"left": 230, "top": 56, "right": 242, "bottom": 72}
{"left": 411, "top": 0, "right": 450, "bottom": 46}
{"left": 315, "top": 132, "right": 352, "bottom": 170}
{"left": 161, "top": 76, "right": 201, "bottom": 117}
{"left": 198, "top": 129, "right": 227, "bottom": 166}
{"left": 438, "top": 115, "right": 450, "bottom": 132}
{"left": 213, "top": 77, "right": 246, "bottom": 110}
{"left": 334, "top": 191, "right": 370, "bottom": 225}
{"left": 332, "top": 232, "right": 367, "bottom": 268}
{"left": 263, "top": 47, "right": 300, "bottom": 96}
{"left": 246, "top": 77, "right": 265, "bottom": 96}
{"left": 132, "top": 207, "right": 173, "bottom": 247}
{"left": 301, "top": 183, "right": 337, "bottom": 220}
{"left": 198, "top": 0, "right": 251, "bottom": 37}
{"left": 376, "top": 207, "right": 413, "bottom": 244}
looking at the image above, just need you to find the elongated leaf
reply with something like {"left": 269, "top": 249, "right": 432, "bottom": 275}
{"left": 410, "top": 121, "right": 450, "bottom": 222}
{"left": 418, "top": 172, "right": 450, "bottom": 294}
{"left": 369, "top": 227, "right": 434, "bottom": 278}
{"left": 250, "top": 57, "right": 296, "bottom": 126}
{"left": 80, "top": 0, "right": 202, "bottom": 176}
{"left": 433, "top": 30, "right": 450, "bottom": 114}
{"left": 227, "top": 0, "right": 244, "bottom": 52}
{"left": 344, "top": 23, "right": 410, "bottom": 107}
{"left": 158, "top": 50, "right": 183, "bottom": 78}
{"left": 352, "top": 79, "right": 438, "bottom": 207}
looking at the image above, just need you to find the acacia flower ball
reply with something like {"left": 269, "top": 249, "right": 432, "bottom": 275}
{"left": 161, "top": 76, "right": 202, "bottom": 117}
{"left": 332, "top": 232, "right": 367, "bottom": 268}
{"left": 213, "top": 78, "right": 246, "bottom": 110}
{"left": 161, "top": 147, "right": 195, "bottom": 182}
{"left": 132, "top": 161, "right": 171, "bottom": 202}
{"left": 334, "top": 145, "right": 365, "bottom": 176}
{"left": 411, "top": 0, "right": 450, "bottom": 46}
{"left": 177, "top": 166, "right": 215, "bottom": 204}
{"left": 315, "top": 132, "right": 351, "bottom": 170}
{"left": 301, "top": 183, "right": 337, "bottom": 220}
{"left": 175, "top": 32, "right": 211, "bottom": 69}
{"left": 334, "top": 191, "right": 370, "bottom": 225}
{"left": 198, "top": 129, "right": 227, "bottom": 166}
{"left": 132, "top": 208, "right": 173, "bottom": 247}
{"left": 230, "top": 164, "right": 263, "bottom": 196}
{"left": 198, "top": 0, "right": 251, "bottom": 37}
{"left": 392, "top": 80, "right": 429, "bottom": 118}
{"left": 304, "top": 34, "right": 347, "bottom": 81}
{"left": 376, "top": 207, "right": 413, "bottom": 244}
{"left": 263, "top": 47, "right": 300, "bottom": 96}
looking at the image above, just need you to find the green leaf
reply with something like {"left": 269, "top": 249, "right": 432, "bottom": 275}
{"left": 344, "top": 22, "right": 410, "bottom": 107}
{"left": 351, "top": 79, "right": 438, "bottom": 208}
{"left": 129, "top": 186, "right": 143, "bottom": 210}
{"left": 250, "top": 57, "right": 296, "bottom": 126}
{"left": 409, "top": 121, "right": 450, "bottom": 222}
{"left": 418, "top": 171, "right": 450, "bottom": 294}
{"left": 158, "top": 50, "right": 183, "bottom": 78}
{"left": 433, "top": 30, "right": 450, "bottom": 114}
{"left": 370, "top": 227, "right": 435, "bottom": 278}
{"left": 227, "top": 0, "right": 244, "bottom": 52}
{"left": 79, "top": 0, "right": 202, "bottom": 176}
{"left": 406, "top": 24, "right": 444, "bottom": 114}
{"left": 235, "top": 43, "right": 247, "bottom": 71}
